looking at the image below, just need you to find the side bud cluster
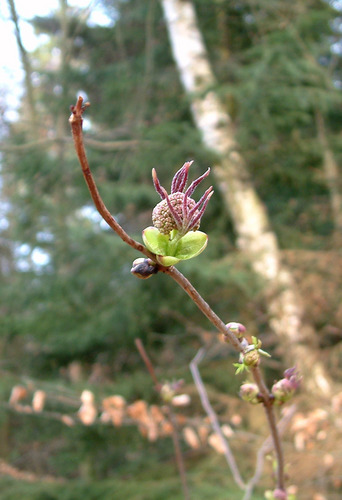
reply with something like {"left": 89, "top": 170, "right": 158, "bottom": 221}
{"left": 265, "top": 489, "right": 289, "bottom": 500}
{"left": 160, "top": 379, "right": 190, "bottom": 407}
{"left": 271, "top": 367, "right": 301, "bottom": 406}
{"left": 239, "top": 383, "right": 261, "bottom": 405}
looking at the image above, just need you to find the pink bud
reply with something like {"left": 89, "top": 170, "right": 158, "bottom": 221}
{"left": 271, "top": 378, "right": 294, "bottom": 405}
{"left": 239, "top": 383, "right": 260, "bottom": 404}
{"left": 273, "top": 488, "right": 287, "bottom": 499}
{"left": 226, "top": 322, "right": 246, "bottom": 338}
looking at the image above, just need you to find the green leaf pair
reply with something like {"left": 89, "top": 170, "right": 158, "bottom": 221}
{"left": 142, "top": 227, "right": 208, "bottom": 266}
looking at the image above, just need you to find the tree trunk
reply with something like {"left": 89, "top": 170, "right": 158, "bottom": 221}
{"left": 315, "top": 109, "right": 342, "bottom": 245}
{"left": 160, "top": 0, "right": 331, "bottom": 394}
{"left": 7, "top": 0, "right": 38, "bottom": 137}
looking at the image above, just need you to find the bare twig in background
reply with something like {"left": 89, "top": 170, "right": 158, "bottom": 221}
{"left": 0, "top": 457, "right": 64, "bottom": 484}
{"left": 0, "top": 137, "right": 147, "bottom": 153}
{"left": 135, "top": 339, "right": 161, "bottom": 390}
{"left": 190, "top": 347, "right": 246, "bottom": 490}
{"left": 135, "top": 338, "right": 190, "bottom": 500}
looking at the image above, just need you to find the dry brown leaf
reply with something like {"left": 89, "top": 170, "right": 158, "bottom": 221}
{"left": 61, "top": 415, "right": 75, "bottom": 427}
{"left": 80, "top": 390, "right": 95, "bottom": 405}
{"left": 147, "top": 419, "right": 158, "bottom": 442}
{"left": 100, "top": 411, "right": 111, "bottom": 424}
{"left": 102, "top": 395, "right": 126, "bottom": 411}
{"left": 150, "top": 405, "right": 165, "bottom": 423}
{"left": 208, "top": 433, "right": 226, "bottom": 454}
{"left": 331, "top": 391, "right": 342, "bottom": 413}
{"left": 127, "top": 400, "right": 148, "bottom": 422}
{"left": 78, "top": 404, "right": 97, "bottom": 425}
{"left": 197, "top": 425, "right": 209, "bottom": 445}
{"left": 9, "top": 386, "right": 27, "bottom": 405}
{"left": 294, "top": 431, "right": 306, "bottom": 451}
{"left": 109, "top": 408, "right": 124, "bottom": 427}
{"left": 160, "top": 420, "right": 173, "bottom": 436}
{"left": 32, "top": 390, "right": 46, "bottom": 413}
{"left": 221, "top": 424, "right": 234, "bottom": 438}
{"left": 230, "top": 414, "right": 242, "bottom": 426}
{"left": 183, "top": 427, "right": 201, "bottom": 450}
{"left": 323, "top": 453, "right": 334, "bottom": 468}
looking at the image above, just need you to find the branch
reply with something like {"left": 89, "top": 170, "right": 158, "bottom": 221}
{"left": 69, "top": 97, "right": 245, "bottom": 349}
{"left": 251, "top": 365, "right": 285, "bottom": 491}
{"left": 162, "top": 266, "right": 244, "bottom": 352}
{"left": 135, "top": 338, "right": 190, "bottom": 500}
{"left": 69, "top": 97, "right": 155, "bottom": 260}
{"left": 135, "top": 338, "right": 161, "bottom": 390}
{"left": 243, "top": 405, "right": 297, "bottom": 500}
{"left": 190, "top": 347, "right": 246, "bottom": 490}
{"left": 0, "top": 137, "right": 146, "bottom": 153}
{"left": 69, "top": 97, "right": 287, "bottom": 494}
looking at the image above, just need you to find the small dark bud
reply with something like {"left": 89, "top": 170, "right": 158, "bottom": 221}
{"left": 131, "top": 258, "right": 158, "bottom": 279}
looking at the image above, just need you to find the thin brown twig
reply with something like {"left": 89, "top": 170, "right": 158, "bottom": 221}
{"left": 135, "top": 338, "right": 190, "bottom": 500}
{"left": 251, "top": 366, "right": 285, "bottom": 491}
{"left": 243, "top": 404, "right": 297, "bottom": 500}
{"left": 190, "top": 347, "right": 246, "bottom": 490}
{"left": 69, "top": 97, "right": 155, "bottom": 261}
{"left": 69, "top": 96, "right": 287, "bottom": 495}
{"left": 68, "top": 96, "right": 244, "bottom": 350}
{"left": 0, "top": 137, "right": 147, "bottom": 153}
{"left": 135, "top": 338, "right": 161, "bottom": 390}
{"left": 162, "top": 266, "right": 244, "bottom": 353}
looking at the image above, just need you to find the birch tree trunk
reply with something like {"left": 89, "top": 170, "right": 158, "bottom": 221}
{"left": 160, "top": 0, "right": 331, "bottom": 394}
{"left": 315, "top": 109, "right": 342, "bottom": 245}
{"left": 7, "top": 0, "right": 38, "bottom": 137}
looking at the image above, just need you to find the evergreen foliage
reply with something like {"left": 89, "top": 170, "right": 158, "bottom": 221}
{"left": 0, "top": 0, "right": 341, "bottom": 497}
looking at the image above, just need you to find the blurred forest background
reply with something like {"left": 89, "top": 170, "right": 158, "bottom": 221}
{"left": 0, "top": 0, "right": 342, "bottom": 498}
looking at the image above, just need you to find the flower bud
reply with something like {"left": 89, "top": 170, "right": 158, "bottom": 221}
{"left": 151, "top": 163, "right": 213, "bottom": 237}
{"left": 271, "top": 378, "right": 295, "bottom": 405}
{"left": 160, "top": 383, "right": 175, "bottom": 403}
{"left": 284, "top": 367, "right": 301, "bottom": 390}
{"left": 131, "top": 258, "right": 158, "bottom": 279}
{"left": 273, "top": 488, "right": 288, "bottom": 499}
{"left": 152, "top": 193, "right": 200, "bottom": 235}
{"left": 243, "top": 349, "right": 260, "bottom": 367}
{"left": 239, "top": 383, "right": 260, "bottom": 404}
{"left": 225, "top": 322, "right": 246, "bottom": 339}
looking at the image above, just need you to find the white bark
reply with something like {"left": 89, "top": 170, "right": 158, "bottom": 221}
{"left": 7, "top": 0, "right": 38, "bottom": 137}
{"left": 161, "top": 0, "right": 331, "bottom": 393}
{"left": 315, "top": 109, "right": 342, "bottom": 244}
